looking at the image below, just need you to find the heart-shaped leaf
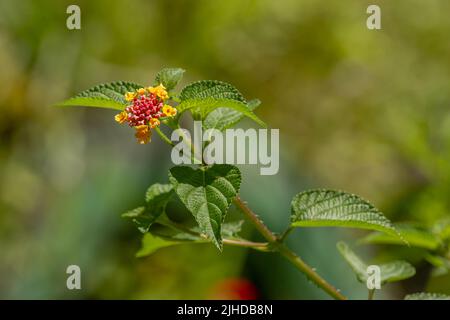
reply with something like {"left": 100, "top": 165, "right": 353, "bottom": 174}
{"left": 168, "top": 164, "right": 241, "bottom": 250}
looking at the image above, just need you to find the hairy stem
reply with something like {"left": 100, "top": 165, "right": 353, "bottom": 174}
{"left": 368, "top": 289, "right": 375, "bottom": 300}
{"left": 233, "top": 196, "right": 347, "bottom": 300}
{"left": 160, "top": 125, "right": 345, "bottom": 299}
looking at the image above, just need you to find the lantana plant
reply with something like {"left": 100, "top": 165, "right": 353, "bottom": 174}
{"left": 57, "top": 68, "right": 450, "bottom": 300}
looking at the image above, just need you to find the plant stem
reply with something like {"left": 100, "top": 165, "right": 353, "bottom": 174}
{"left": 233, "top": 196, "right": 347, "bottom": 300}
{"left": 368, "top": 289, "right": 375, "bottom": 300}
{"left": 161, "top": 126, "right": 345, "bottom": 299}
{"left": 154, "top": 126, "right": 175, "bottom": 147}
{"left": 233, "top": 196, "right": 277, "bottom": 242}
{"left": 279, "top": 226, "right": 294, "bottom": 242}
{"left": 175, "top": 123, "right": 203, "bottom": 164}
{"left": 223, "top": 239, "right": 269, "bottom": 251}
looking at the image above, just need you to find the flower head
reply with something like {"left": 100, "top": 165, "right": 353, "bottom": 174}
{"left": 115, "top": 85, "right": 177, "bottom": 144}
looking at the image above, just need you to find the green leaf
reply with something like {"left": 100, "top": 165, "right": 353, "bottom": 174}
{"left": 168, "top": 164, "right": 241, "bottom": 250}
{"left": 136, "top": 232, "right": 202, "bottom": 258}
{"left": 177, "top": 98, "right": 266, "bottom": 127}
{"left": 337, "top": 242, "right": 415, "bottom": 285}
{"left": 145, "top": 183, "right": 174, "bottom": 204}
{"left": 56, "top": 81, "right": 143, "bottom": 110}
{"left": 359, "top": 224, "right": 441, "bottom": 250}
{"left": 404, "top": 292, "right": 450, "bottom": 300}
{"left": 122, "top": 207, "right": 147, "bottom": 232}
{"left": 180, "top": 80, "right": 246, "bottom": 103}
{"left": 203, "top": 98, "right": 261, "bottom": 131}
{"left": 122, "top": 183, "right": 174, "bottom": 233}
{"left": 378, "top": 261, "right": 416, "bottom": 283}
{"left": 178, "top": 80, "right": 265, "bottom": 126}
{"left": 290, "top": 189, "right": 400, "bottom": 238}
{"left": 154, "top": 68, "right": 185, "bottom": 91}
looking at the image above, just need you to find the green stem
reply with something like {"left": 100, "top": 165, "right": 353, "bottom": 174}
{"left": 154, "top": 126, "right": 175, "bottom": 147}
{"left": 233, "top": 196, "right": 277, "bottom": 242}
{"left": 279, "top": 226, "right": 294, "bottom": 242}
{"left": 160, "top": 125, "right": 345, "bottom": 300}
{"left": 176, "top": 123, "right": 203, "bottom": 164}
{"left": 368, "top": 289, "right": 375, "bottom": 300}
{"left": 233, "top": 196, "right": 347, "bottom": 300}
{"left": 223, "top": 239, "right": 269, "bottom": 251}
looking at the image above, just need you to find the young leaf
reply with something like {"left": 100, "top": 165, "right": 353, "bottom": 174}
{"left": 177, "top": 98, "right": 266, "bottom": 127}
{"left": 136, "top": 232, "right": 203, "bottom": 258}
{"left": 291, "top": 189, "right": 400, "bottom": 238}
{"left": 203, "top": 99, "right": 262, "bottom": 131}
{"left": 337, "top": 242, "right": 415, "bottom": 285}
{"left": 168, "top": 164, "right": 241, "bottom": 250}
{"left": 56, "top": 81, "right": 143, "bottom": 110}
{"left": 404, "top": 292, "right": 450, "bottom": 300}
{"left": 336, "top": 241, "right": 367, "bottom": 282}
{"left": 359, "top": 224, "right": 442, "bottom": 250}
{"left": 122, "top": 183, "right": 174, "bottom": 233}
{"left": 154, "top": 68, "right": 185, "bottom": 91}
{"left": 122, "top": 207, "right": 148, "bottom": 233}
{"left": 378, "top": 261, "right": 416, "bottom": 284}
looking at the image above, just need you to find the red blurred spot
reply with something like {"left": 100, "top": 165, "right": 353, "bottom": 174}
{"left": 209, "top": 278, "right": 259, "bottom": 300}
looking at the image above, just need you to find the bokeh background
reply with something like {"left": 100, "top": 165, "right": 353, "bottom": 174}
{"left": 1, "top": 0, "right": 450, "bottom": 299}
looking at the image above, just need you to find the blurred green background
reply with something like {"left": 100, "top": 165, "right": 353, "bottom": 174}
{"left": 1, "top": 0, "right": 450, "bottom": 299}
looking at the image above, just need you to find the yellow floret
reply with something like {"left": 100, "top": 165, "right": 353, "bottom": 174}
{"left": 149, "top": 118, "right": 160, "bottom": 128}
{"left": 149, "top": 84, "right": 169, "bottom": 101}
{"left": 125, "top": 92, "right": 136, "bottom": 101}
{"left": 162, "top": 105, "right": 177, "bottom": 117}
{"left": 114, "top": 111, "right": 128, "bottom": 124}
{"left": 134, "top": 125, "right": 151, "bottom": 144}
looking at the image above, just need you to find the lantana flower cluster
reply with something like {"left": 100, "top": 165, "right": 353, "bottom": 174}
{"left": 115, "top": 84, "right": 177, "bottom": 144}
